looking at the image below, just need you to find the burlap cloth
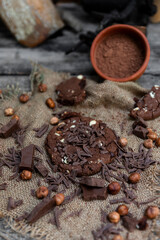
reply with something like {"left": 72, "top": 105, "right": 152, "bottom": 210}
{"left": 0, "top": 65, "right": 159, "bottom": 240}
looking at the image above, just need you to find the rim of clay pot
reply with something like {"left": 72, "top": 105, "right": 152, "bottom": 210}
{"left": 90, "top": 24, "right": 150, "bottom": 82}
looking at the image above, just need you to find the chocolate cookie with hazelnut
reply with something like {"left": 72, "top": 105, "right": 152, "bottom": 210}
{"left": 130, "top": 85, "right": 160, "bottom": 120}
{"left": 55, "top": 75, "right": 86, "bottom": 105}
{"left": 45, "top": 114, "right": 118, "bottom": 176}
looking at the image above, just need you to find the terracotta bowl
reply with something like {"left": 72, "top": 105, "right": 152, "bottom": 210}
{"left": 90, "top": 24, "right": 150, "bottom": 82}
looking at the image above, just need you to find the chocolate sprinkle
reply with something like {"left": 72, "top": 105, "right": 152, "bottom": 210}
{"left": 33, "top": 124, "right": 49, "bottom": 138}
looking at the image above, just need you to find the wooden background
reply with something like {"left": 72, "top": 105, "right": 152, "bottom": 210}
{"left": 0, "top": 3, "right": 160, "bottom": 240}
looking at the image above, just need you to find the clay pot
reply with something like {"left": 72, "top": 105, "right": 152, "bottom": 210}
{"left": 90, "top": 24, "right": 150, "bottom": 82}
{"left": 0, "top": 0, "right": 64, "bottom": 47}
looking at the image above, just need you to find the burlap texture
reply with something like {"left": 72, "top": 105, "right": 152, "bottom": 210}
{"left": 0, "top": 66, "right": 159, "bottom": 240}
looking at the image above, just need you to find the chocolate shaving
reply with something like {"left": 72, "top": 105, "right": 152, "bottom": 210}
{"left": 64, "top": 208, "right": 83, "bottom": 220}
{"left": 101, "top": 209, "right": 107, "bottom": 223}
{"left": 12, "top": 124, "right": 29, "bottom": 147}
{"left": 138, "top": 196, "right": 159, "bottom": 205}
{"left": 35, "top": 145, "right": 44, "bottom": 154}
{"left": 33, "top": 124, "right": 49, "bottom": 138}
{"left": 7, "top": 197, "right": 23, "bottom": 211}
{"left": 15, "top": 212, "right": 29, "bottom": 222}
{"left": 121, "top": 215, "right": 138, "bottom": 232}
{"left": 49, "top": 207, "right": 65, "bottom": 229}
{"left": 0, "top": 183, "right": 7, "bottom": 190}
{"left": 92, "top": 223, "right": 122, "bottom": 240}
{"left": 31, "top": 189, "right": 36, "bottom": 197}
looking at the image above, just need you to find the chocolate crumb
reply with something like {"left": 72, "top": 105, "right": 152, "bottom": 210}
{"left": 7, "top": 197, "right": 23, "bottom": 211}
{"left": 0, "top": 183, "right": 7, "bottom": 190}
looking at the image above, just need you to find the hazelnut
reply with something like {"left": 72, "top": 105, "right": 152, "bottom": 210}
{"left": 143, "top": 139, "right": 153, "bottom": 149}
{"left": 128, "top": 172, "right": 140, "bottom": 184}
{"left": 4, "top": 107, "right": 14, "bottom": 116}
{"left": 147, "top": 128, "right": 153, "bottom": 134}
{"left": 12, "top": 114, "right": 19, "bottom": 121}
{"left": 55, "top": 193, "right": 65, "bottom": 206}
{"left": 117, "top": 205, "right": 128, "bottom": 216}
{"left": 36, "top": 186, "right": 49, "bottom": 199}
{"left": 108, "top": 182, "right": 121, "bottom": 195}
{"left": 113, "top": 235, "right": 123, "bottom": 240}
{"left": 147, "top": 132, "right": 157, "bottom": 141}
{"left": 50, "top": 117, "right": 59, "bottom": 125}
{"left": 20, "top": 170, "right": 32, "bottom": 180}
{"left": 119, "top": 137, "right": 128, "bottom": 147}
{"left": 19, "top": 94, "right": 29, "bottom": 103}
{"left": 108, "top": 211, "right": 120, "bottom": 223}
{"left": 145, "top": 206, "right": 159, "bottom": 219}
{"left": 156, "top": 138, "right": 160, "bottom": 147}
{"left": 46, "top": 98, "right": 55, "bottom": 109}
{"left": 0, "top": 90, "right": 2, "bottom": 94}
{"left": 38, "top": 83, "right": 47, "bottom": 92}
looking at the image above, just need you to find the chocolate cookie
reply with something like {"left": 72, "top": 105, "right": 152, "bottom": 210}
{"left": 45, "top": 115, "right": 118, "bottom": 176}
{"left": 130, "top": 85, "right": 160, "bottom": 120}
{"left": 55, "top": 75, "right": 86, "bottom": 105}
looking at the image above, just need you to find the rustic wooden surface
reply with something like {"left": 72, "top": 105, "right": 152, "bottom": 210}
{"left": 0, "top": 3, "right": 160, "bottom": 240}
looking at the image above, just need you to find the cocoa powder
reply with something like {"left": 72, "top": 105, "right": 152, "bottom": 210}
{"left": 95, "top": 33, "right": 145, "bottom": 79}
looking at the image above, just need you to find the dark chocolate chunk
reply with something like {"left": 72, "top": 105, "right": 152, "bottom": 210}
{"left": 7, "top": 197, "right": 23, "bottom": 211}
{"left": 81, "top": 185, "right": 107, "bottom": 201}
{"left": 132, "top": 126, "right": 148, "bottom": 139}
{"left": 137, "top": 216, "right": 148, "bottom": 231}
{"left": 55, "top": 76, "right": 86, "bottom": 105}
{"left": 0, "top": 119, "right": 19, "bottom": 138}
{"left": 122, "top": 215, "right": 138, "bottom": 232}
{"left": 130, "top": 85, "right": 160, "bottom": 120}
{"left": 19, "top": 144, "right": 35, "bottom": 171}
{"left": 79, "top": 177, "right": 105, "bottom": 188}
{"left": 35, "top": 162, "right": 49, "bottom": 177}
{"left": 27, "top": 197, "right": 56, "bottom": 224}
{"left": 33, "top": 124, "right": 49, "bottom": 138}
{"left": 132, "top": 117, "right": 147, "bottom": 129}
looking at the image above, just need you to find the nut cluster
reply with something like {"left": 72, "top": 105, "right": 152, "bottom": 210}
{"left": 20, "top": 170, "right": 32, "bottom": 180}
{"left": 144, "top": 128, "right": 160, "bottom": 149}
{"left": 19, "top": 94, "right": 29, "bottom": 103}
{"left": 46, "top": 98, "right": 55, "bottom": 109}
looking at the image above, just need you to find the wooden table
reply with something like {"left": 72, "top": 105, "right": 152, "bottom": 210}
{"left": 0, "top": 3, "right": 160, "bottom": 240}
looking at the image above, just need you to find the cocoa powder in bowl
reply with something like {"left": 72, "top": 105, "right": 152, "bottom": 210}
{"left": 95, "top": 32, "right": 145, "bottom": 79}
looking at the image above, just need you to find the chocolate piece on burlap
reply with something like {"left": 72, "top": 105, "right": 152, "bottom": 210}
{"left": 81, "top": 185, "right": 108, "bottom": 201}
{"left": 19, "top": 144, "right": 35, "bottom": 172}
{"left": 132, "top": 126, "right": 149, "bottom": 139}
{"left": 34, "top": 162, "right": 49, "bottom": 177}
{"left": 0, "top": 65, "right": 159, "bottom": 240}
{"left": 0, "top": 119, "right": 19, "bottom": 138}
{"left": 79, "top": 177, "right": 105, "bottom": 187}
{"left": 130, "top": 85, "right": 160, "bottom": 120}
{"left": 132, "top": 117, "right": 148, "bottom": 129}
